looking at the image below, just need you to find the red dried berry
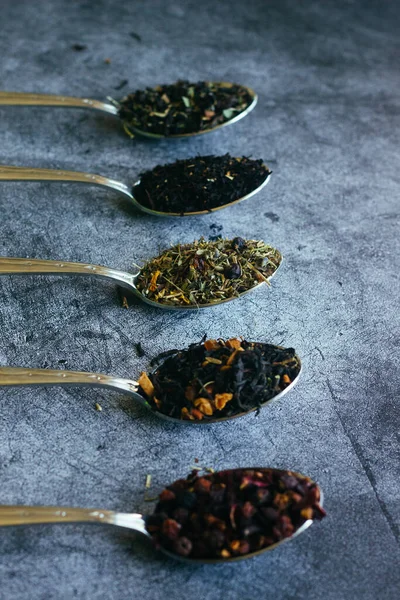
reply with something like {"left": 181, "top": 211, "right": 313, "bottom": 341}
{"left": 161, "top": 518, "right": 181, "bottom": 540}
{"left": 159, "top": 489, "right": 176, "bottom": 502}
{"left": 256, "top": 488, "right": 271, "bottom": 504}
{"left": 279, "top": 515, "right": 295, "bottom": 537}
{"left": 172, "top": 507, "right": 189, "bottom": 524}
{"left": 194, "top": 477, "right": 212, "bottom": 494}
{"left": 238, "top": 540, "right": 250, "bottom": 555}
{"left": 173, "top": 536, "right": 193, "bottom": 556}
{"left": 241, "top": 501, "right": 256, "bottom": 519}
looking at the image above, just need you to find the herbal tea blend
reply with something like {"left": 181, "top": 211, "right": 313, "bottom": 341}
{"left": 119, "top": 80, "right": 253, "bottom": 136}
{"left": 134, "top": 154, "right": 271, "bottom": 214}
{"left": 145, "top": 468, "right": 326, "bottom": 559}
{"left": 135, "top": 237, "right": 281, "bottom": 307}
{"left": 138, "top": 338, "right": 300, "bottom": 420}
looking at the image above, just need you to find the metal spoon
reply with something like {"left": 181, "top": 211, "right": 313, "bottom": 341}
{"left": 0, "top": 468, "right": 323, "bottom": 563}
{"left": 0, "top": 253, "right": 282, "bottom": 311}
{"left": 0, "top": 82, "right": 257, "bottom": 139}
{"left": 0, "top": 161, "right": 271, "bottom": 217}
{"left": 0, "top": 343, "right": 300, "bottom": 424}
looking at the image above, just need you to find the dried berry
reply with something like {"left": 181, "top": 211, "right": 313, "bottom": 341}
{"left": 224, "top": 263, "right": 242, "bottom": 279}
{"left": 194, "top": 478, "right": 212, "bottom": 494}
{"left": 173, "top": 536, "right": 193, "bottom": 556}
{"left": 161, "top": 519, "right": 181, "bottom": 540}
{"left": 159, "top": 489, "right": 176, "bottom": 503}
{"left": 232, "top": 237, "right": 247, "bottom": 251}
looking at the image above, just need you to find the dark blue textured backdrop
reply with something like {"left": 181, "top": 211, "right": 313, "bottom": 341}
{"left": 0, "top": 1, "right": 399, "bottom": 598}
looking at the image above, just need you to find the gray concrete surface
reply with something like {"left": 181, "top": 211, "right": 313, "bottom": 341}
{"left": 0, "top": 0, "right": 399, "bottom": 598}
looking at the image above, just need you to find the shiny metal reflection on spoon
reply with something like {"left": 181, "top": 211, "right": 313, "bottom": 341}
{"left": 0, "top": 254, "right": 282, "bottom": 311}
{"left": 0, "top": 162, "right": 271, "bottom": 217}
{"left": 0, "top": 343, "right": 300, "bottom": 425}
{"left": 0, "top": 468, "right": 322, "bottom": 563}
{"left": 0, "top": 82, "right": 257, "bottom": 139}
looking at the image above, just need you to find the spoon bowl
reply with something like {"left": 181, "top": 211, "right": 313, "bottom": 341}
{"left": 0, "top": 160, "right": 271, "bottom": 218}
{"left": 0, "top": 82, "right": 257, "bottom": 139}
{"left": 0, "top": 468, "right": 323, "bottom": 563}
{"left": 0, "top": 342, "right": 300, "bottom": 425}
{"left": 0, "top": 251, "right": 282, "bottom": 311}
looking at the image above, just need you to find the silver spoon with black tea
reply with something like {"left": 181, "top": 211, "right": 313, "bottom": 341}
{"left": 0, "top": 338, "right": 301, "bottom": 424}
{"left": 0, "top": 80, "right": 257, "bottom": 139}
{"left": 0, "top": 155, "right": 271, "bottom": 217}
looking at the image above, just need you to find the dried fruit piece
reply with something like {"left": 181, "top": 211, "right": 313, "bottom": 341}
{"left": 138, "top": 372, "right": 155, "bottom": 398}
{"left": 214, "top": 393, "right": 233, "bottom": 411}
{"left": 194, "top": 398, "right": 214, "bottom": 416}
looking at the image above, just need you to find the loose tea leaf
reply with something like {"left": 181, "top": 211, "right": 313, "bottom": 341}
{"left": 119, "top": 80, "right": 254, "bottom": 136}
{"left": 138, "top": 338, "right": 300, "bottom": 420}
{"left": 146, "top": 468, "right": 326, "bottom": 560}
{"left": 135, "top": 237, "right": 281, "bottom": 307}
{"left": 134, "top": 154, "right": 270, "bottom": 214}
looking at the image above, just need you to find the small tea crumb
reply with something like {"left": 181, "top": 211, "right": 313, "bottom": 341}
{"left": 135, "top": 342, "right": 145, "bottom": 357}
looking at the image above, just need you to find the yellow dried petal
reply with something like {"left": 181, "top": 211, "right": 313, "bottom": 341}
{"left": 301, "top": 507, "right": 314, "bottom": 520}
{"left": 225, "top": 338, "right": 242, "bottom": 349}
{"left": 204, "top": 339, "right": 220, "bottom": 351}
{"left": 149, "top": 270, "right": 161, "bottom": 292}
{"left": 194, "top": 398, "right": 214, "bottom": 416}
{"left": 138, "top": 372, "right": 155, "bottom": 398}
{"left": 181, "top": 407, "right": 195, "bottom": 421}
{"left": 214, "top": 393, "right": 233, "bottom": 410}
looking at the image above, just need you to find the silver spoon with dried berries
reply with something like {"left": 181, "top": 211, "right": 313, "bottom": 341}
{"left": 0, "top": 467, "right": 325, "bottom": 563}
{"left": 0, "top": 80, "right": 257, "bottom": 139}
{"left": 0, "top": 338, "right": 301, "bottom": 424}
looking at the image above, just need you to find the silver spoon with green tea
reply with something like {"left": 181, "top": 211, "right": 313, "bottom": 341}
{"left": 0, "top": 80, "right": 257, "bottom": 139}
{"left": 0, "top": 238, "right": 282, "bottom": 310}
{"left": 0, "top": 154, "right": 271, "bottom": 217}
{"left": 0, "top": 467, "right": 325, "bottom": 563}
{"left": 0, "top": 338, "right": 301, "bottom": 424}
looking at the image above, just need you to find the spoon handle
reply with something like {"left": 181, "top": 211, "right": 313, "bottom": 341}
{"left": 0, "top": 91, "right": 118, "bottom": 115}
{"left": 0, "top": 505, "right": 148, "bottom": 535}
{"left": 0, "top": 165, "right": 133, "bottom": 200}
{"left": 0, "top": 366, "right": 142, "bottom": 400}
{"left": 0, "top": 257, "right": 136, "bottom": 291}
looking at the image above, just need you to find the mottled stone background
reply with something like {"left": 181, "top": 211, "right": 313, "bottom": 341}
{"left": 0, "top": 1, "right": 399, "bottom": 598}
